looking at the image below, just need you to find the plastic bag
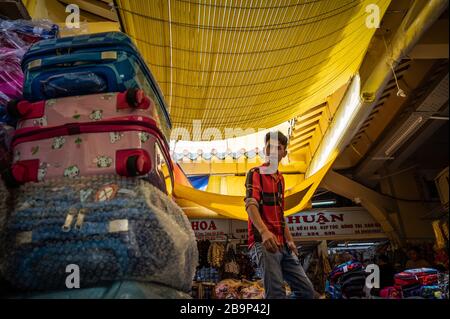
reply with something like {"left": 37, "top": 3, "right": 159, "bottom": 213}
{"left": 6, "top": 280, "right": 192, "bottom": 299}
{"left": 40, "top": 72, "right": 107, "bottom": 99}
{"left": 0, "top": 124, "right": 14, "bottom": 174}
{"left": 1, "top": 176, "right": 198, "bottom": 293}
{"left": 0, "top": 47, "right": 24, "bottom": 109}
{"left": 0, "top": 19, "right": 59, "bottom": 125}
{"left": 0, "top": 19, "right": 58, "bottom": 41}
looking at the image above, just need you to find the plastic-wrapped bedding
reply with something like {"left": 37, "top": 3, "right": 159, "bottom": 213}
{"left": 0, "top": 178, "right": 11, "bottom": 262}
{"left": 2, "top": 175, "right": 198, "bottom": 293}
{"left": 0, "top": 19, "right": 58, "bottom": 126}
{"left": 9, "top": 281, "right": 192, "bottom": 299}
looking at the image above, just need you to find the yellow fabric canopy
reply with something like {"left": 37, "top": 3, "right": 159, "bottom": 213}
{"left": 116, "top": 0, "right": 390, "bottom": 137}
{"left": 173, "top": 155, "right": 335, "bottom": 220}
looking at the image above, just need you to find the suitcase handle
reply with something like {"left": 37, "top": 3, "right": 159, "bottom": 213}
{"left": 27, "top": 51, "right": 118, "bottom": 70}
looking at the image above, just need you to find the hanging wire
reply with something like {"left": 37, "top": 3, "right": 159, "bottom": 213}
{"left": 382, "top": 35, "right": 407, "bottom": 98}
{"left": 115, "top": 0, "right": 362, "bottom": 32}
{"left": 167, "top": 0, "right": 174, "bottom": 110}
{"left": 125, "top": 2, "right": 376, "bottom": 56}
{"left": 116, "top": 0, "right": 386, "bottom": 131}
{"left": 168, "top": 47, "right": 366, "bottom": 114}
{"left": 155, "top": 29, "right": 368, "bottom": 90}
{"left": 175, "top": 0, "right": 334, "bottom": 10}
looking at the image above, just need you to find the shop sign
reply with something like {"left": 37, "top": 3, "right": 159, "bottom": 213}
{"left": 191, "top": 208, "right": 385, "bottom": 241}
{"left": 190, "top": 219, "right": 230, "bottom": 240}
{"left": 286, "top": 208, "right": 384, "bottom": 239}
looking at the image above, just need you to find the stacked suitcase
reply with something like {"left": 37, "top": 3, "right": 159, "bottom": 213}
{"left": 6, "top": 31, "right": 172, "bottom": 184}
{"left": 394, "top": 268, "right": 442, "bottom": 299}
{"left": 0, "top": 32, "right": 198, "bottom": 295}
{"left": 326, "top": 260, "right": 367, "bottom": 299}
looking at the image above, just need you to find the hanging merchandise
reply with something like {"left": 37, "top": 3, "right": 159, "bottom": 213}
{"left": 1, "top": 176, "right": 198, "bottom": 293}
{"left": 236, "top": 252, "right": 255, "bottom": 280}
{"left": 441, "top": 220, "right": 449, "bottom": 241}
{"left": 208, "top": 242, "right": 225, "bottom": 269}
{"left": 223, "top": 246, "right": 240, "bottom": 279}
{"left": 306, "top": 250, "right": 325, "bottom": 294}
{"left": 195, "top": 267, "right": 219, "bottom": 283}
{"left": 432, "top": 220, "right": 446, "bottom": 249}
{"left": 197, "top": 240, "right": 211, "bottom": 269}
{"left": 434, "top": 248, "right": 449, "bottom": 270}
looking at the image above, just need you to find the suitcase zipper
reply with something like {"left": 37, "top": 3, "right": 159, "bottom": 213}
{"left": 62, "top": 207, "right": 78, "bottom": 232}
{"left": 12, "top": 118, "right": 173, "bottom": 171}
{"left": 61, "top": 208, "right": 88, "bottom": 232}
{"left": 12, "top": 118, "right": 158, "bottom": 142}
{"left": 74, "top": 208, "right": 88, "bottom": 230}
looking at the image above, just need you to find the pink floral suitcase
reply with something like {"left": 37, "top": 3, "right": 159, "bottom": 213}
{"left": 9, "top": 116, "right": 172, "bottom": 184}
{"left": 8, "top": 89, "right": 157, "bottom": 129}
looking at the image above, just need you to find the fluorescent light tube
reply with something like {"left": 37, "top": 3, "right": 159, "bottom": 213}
{"left": 385, "top": 116, "right": 423, "bottom": 156}
{"left": 312, "top": 200, "right": 337, "bottom": 207}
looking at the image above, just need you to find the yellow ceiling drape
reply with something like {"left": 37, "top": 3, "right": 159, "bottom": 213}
{"left": 173, "top": 155, "right": 335, "bottom": 220}
{"left": 115, "top": 0, "right": 391, "bottom": 138}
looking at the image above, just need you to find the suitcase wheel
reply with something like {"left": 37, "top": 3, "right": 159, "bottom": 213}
{"left": 126, "top": 88, "right": 151, "bottom": 109}
{"left": 6, "top": 99, "right": 21, "bottom": 118}
{"left": 2, "top": 168, "right": 21, "bottom": 188}
{"left": 9, "top": 160, "right": 40, "bottom": 184}
{"left": 116, "top": 149, "right": 151, "bottom": 177}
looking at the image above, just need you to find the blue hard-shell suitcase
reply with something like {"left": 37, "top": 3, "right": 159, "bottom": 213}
{"left": 21, "top": 32, "right": 171, "bottom": 139}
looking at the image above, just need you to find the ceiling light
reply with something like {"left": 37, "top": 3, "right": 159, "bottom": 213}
{"left": 384, "top": 116, "right": 423, "bottom": 156}
{"left": 306, "top": 74, "right": 362, "bottom": 177}
{"left": 371, "top": 156, "right": 395, "bottom": 160}
{"left": 312, "top": 200, "right": 337, "bottom": 207}
{"left": 429, "top": 116, "right": 449, "bottom": 120}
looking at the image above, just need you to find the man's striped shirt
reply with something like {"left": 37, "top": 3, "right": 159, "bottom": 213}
{"left": 244, "top": 163, "right": 285, "bottom": 248}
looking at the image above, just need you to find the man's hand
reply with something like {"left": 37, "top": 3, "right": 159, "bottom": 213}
{"left": 287, "top": 241, "right": 299, "bottom": 256}
{"left": 261, "top": 229, "right": 280, "bottom": 253}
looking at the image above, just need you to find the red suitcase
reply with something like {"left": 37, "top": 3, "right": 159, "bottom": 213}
{"left": 394, "top": 272, "right": 420, "bottom": 287}
{"left": 8, "top": 116, "right": 172, "bottom": 184}
{"left": 8, "top": 89, "right": 156, "bottom": 130}
{"left": 405, "top": 268, "right": 439, "bottom": 286}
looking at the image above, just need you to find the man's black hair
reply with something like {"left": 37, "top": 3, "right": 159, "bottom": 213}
{"left": 377, "top": 254, "right": 389, "bottom": 263}
{"left": 265, "top": 131, "right": 288, "bottom": 147}
{"left": 408, "top": 246, "right": 420, "bottom": 253}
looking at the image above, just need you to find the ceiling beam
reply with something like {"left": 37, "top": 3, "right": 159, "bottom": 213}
{"left": 388, "top": 105, "right": 449, "bottom": 171}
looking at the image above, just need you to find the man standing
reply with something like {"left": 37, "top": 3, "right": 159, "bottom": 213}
{"left": 245, "top": 131, "right": 315, "bottom": 299}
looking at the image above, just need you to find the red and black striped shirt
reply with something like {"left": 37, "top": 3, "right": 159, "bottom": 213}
{"left": 244, "top": 163, "right": 285, "bottom": 248}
